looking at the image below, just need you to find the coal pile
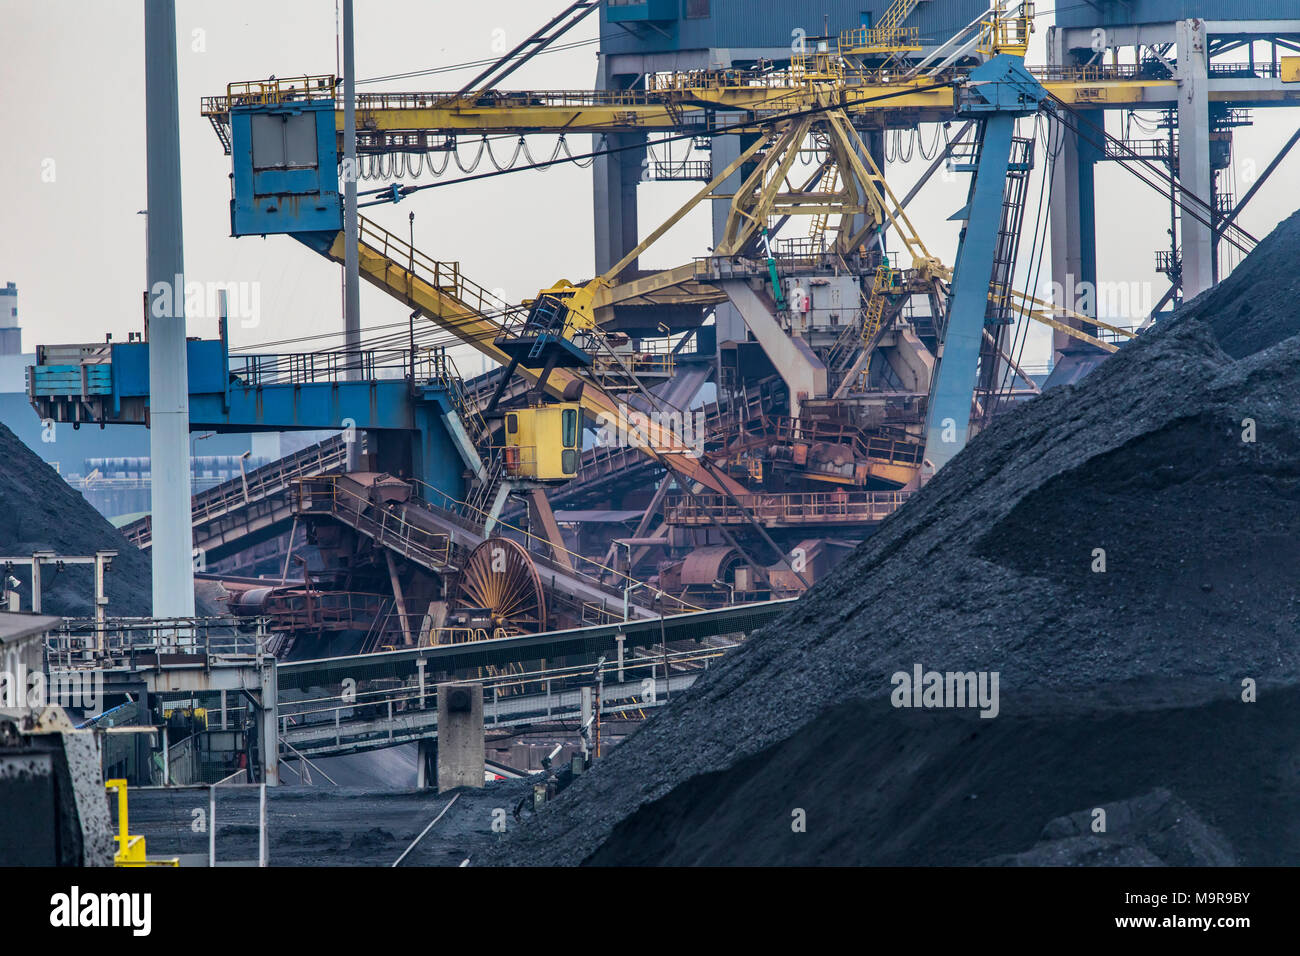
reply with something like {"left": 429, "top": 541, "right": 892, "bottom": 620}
{"left": 490, "top": 209, "right": 1300, "bottom": 866}
{"left": 0, "top": 420, "right": 153, "bottom": 617}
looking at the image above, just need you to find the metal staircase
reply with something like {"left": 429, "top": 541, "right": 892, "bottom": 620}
{"left": 976, "top": 133, "right": 1034, "bottom": 415}
{"left": 861, "top": 262, "right": 895, "bottom": 345}
{"left": 808, "top": 166, "right": 840, "bottom": 251}
{"left": 839, "top": 0, "right": 926, "bottom": 56}
{"left": 122, "top": 435, "right": 349, "bottom": 552}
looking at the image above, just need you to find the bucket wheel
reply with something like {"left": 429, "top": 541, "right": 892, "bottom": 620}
{"left": 455, "top": 538, "right": 547, "bottom": 634}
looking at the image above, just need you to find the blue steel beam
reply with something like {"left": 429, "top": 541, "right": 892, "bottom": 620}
{"left": 30, "top": 339, "right": 468, "bottom": 496}
{"left": 923, "top": 56, "right": 1045, "bottom": 473}
{"left": 32, "top": 340, "right": 424, "bottom": 431}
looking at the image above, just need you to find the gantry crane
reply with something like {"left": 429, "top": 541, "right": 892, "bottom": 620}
{"left": 34, "top": 1, "right": 1179, "bottom": 621}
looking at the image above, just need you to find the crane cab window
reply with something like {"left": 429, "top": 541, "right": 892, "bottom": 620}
{"left": 251, "top": 112, "right": 318, "bottom": 170}
{"left": 561, "top": 408, "right": 577, "bottom": 448}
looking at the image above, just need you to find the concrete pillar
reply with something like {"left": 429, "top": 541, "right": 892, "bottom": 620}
{"left": 342, "top": 0, "right": 363, "bottom": 471}
{"left": 144, "top": 0, "right": 196, "bottom": 619}
{"left": 436, "top": 681, "right": 484, "bottom": 792}
{"left": 1177, "top": 18, "right": 1213, "bottom": 298}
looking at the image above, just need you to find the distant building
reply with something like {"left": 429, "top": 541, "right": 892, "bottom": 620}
{"left": 0, "top": 282, "right": 19, "bottom": 356}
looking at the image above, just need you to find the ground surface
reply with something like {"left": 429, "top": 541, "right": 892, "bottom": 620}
{"left": 130, "top": 777, "right": 533, "bottom": 867}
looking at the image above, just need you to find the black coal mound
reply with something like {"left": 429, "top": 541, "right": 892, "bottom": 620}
{"left": 0, "top": 420, "right": 153, "bottom": 617}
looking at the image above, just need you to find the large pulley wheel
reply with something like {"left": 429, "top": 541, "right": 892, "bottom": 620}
{"left": 456, "top": 538, "right": 547, "bottom": 634}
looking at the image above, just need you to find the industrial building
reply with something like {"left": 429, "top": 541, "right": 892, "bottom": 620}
{"left": 3, "top": 0, "right": 1299, "bottom": 878}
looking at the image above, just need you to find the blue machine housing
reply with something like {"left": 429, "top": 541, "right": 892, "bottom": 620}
{"left": 29, "top": 338, "right": 467, "bottom": 500}
{"left": 606, "top": 0, "right": 677, "bottom": 23}
{"left": 956, "top": 55, "right": 1047, "bottom": 117}
{"left": 229, "top": 101, "right": 341, "bottom": 236}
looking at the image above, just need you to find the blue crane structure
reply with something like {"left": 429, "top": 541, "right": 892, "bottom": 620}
{"left": 29, "top": 54, "right": 1048, "bottom": 488}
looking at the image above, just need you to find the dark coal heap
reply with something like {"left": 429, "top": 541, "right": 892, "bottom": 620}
{"left": 0, "top": 420, "right": 153, "bottom": 617}
{"left": 490, "top": 208, "right": 1300, "bottom": 867}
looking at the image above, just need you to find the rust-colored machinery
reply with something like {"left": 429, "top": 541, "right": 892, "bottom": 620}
{"left": 452, "top": 539, "right": 547, "bottom": 635}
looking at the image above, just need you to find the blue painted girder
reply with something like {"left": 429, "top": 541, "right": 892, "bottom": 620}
{"left": 922, "top": 56, "right": 1046, "bottom": 474}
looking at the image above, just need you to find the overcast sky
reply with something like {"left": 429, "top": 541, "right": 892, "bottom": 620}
{"left": 2, "top": 1, "right": 1297, "bottom": 375}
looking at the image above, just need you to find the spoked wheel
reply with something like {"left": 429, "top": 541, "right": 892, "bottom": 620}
{"left": 455, "top": 538, "right": 547, "bottom": 634}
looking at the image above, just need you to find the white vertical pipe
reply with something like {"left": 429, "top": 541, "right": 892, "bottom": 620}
{"left": 258, "top": 783, "right": 268, "bottom": 867}
{"left": 208, "top": 785, "right": 215, "bottom": 866}
{"left": 144, "top": 0, "right": 196, "bottom": 622}
{"left": 342, "top": 0, "right": 362, "bottom": 470}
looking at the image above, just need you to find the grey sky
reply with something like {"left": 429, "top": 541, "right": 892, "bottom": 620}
{"left": 2, "top": 1, "right": 1297, "bottom": 374}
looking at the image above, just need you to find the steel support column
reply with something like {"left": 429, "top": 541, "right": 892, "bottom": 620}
{"left": 924, "top": 116, "right": 1018, "bottom": 472}
{"left": 342, "top": 0, "right": 363, "bottom": 470}
{"left": 592, "top": 60, "right": 645, "bottom": 276}
{"left": 711, "top": 134, "right": 748, "bottom": 347}
{"left": 1177, "top": 18, "right": 1213, "bottom": 298}
{"left": 923, "top": 54, "right": 1045, "bottom": 473}
{"left": 1047, "top": 30, "right": 1097, "bottom": 362}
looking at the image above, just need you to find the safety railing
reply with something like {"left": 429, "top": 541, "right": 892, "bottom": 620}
{"left": 241, "top": 589, "right": 393, "bottom": 634}
{"left": 494, "top": 443, "right": 541, "bottom": 480}
{"left": 839, "top": 25, "right": 922, "bottom": 55}
{"left": 425, "top": 626, "right": 515, "bottom": 647}
{"left": 1102, "top": 138, "right": 1173, "bottom": 162}
{"left": 228, "top": 349, "right": 410, "bottom": 388}
{"left": 664, "top": 490, "right": 912, "bottom": 525}
{"left": 294, "top": 476, "right": 454, "bottom": 570}
{"left": 1038, "top": 63, "right": 1271, "bottom": 93}
{"left": 201, "top": 75, "right": 336, "bottom": 115}
{"left": 45, "top": 617, "right": 269, "bottom": 671}
{"left": 352, "top": 87, "right": 658, "bottom": 112}
{"left": 646, "top": 67, "right": 821, "bottom": 95}
{"left": 734, "top": 414, "right": 923, "bottom": 468}
{"left": 416, "top": 347, "right": 488, "bottom": 444}
{"left": 277, "top": 645, "right": 724, "bottom": 731}
{"left": 777, "top": 236, "right": 837, "bottom": 263}
{"left": 649, "top": 158, "right": 713, "bottom": 181}
{"left": 860, "top": 434, "right": 925, "bottom": 466}
{"left": 356, "top": 215, "right": 510, "bottom": 322}
{"left": 592, "top": 351, "right": 675, "bottom": 380}
{"left": 790, "top": 50, "right": 846, "bottom": 81}
{"left": 977, "top": 1, "right": 1034, "bottom": 58}
{"left": 1209, "top": 62, "right": 1281, "bottom": 80}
